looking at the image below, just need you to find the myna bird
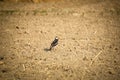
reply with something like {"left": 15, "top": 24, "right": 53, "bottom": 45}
{"left": 49, "top": 37, "right": 59, "bottom": 50}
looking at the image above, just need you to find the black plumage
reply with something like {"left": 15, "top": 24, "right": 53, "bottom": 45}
{"left": 49, "top": 37, "right": 58, "bottom": 50}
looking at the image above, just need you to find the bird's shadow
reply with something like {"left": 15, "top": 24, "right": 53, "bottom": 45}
{"left": 44, "top": 48, "right": 51, "bottom": 52}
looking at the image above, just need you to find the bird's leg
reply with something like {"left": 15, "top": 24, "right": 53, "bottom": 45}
{"left": 49, "top": 46, "right": 56, "bottom": 51}
{"left": 49, "top": 46, "right": 53, "bottom": 51}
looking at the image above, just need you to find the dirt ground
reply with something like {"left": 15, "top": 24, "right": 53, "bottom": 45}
{"left": 0, "top": 0, "right": 120, "bottom": 80}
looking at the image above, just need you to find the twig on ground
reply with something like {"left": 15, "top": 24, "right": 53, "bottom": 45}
{"left": 22, "top": 64, "right": 25, "bottom": 71}
{"left": 81, "top": 51, "right": 102, "bottom": 80}
{"left": 89, "top": 51, "right": 102, "bottom": 66}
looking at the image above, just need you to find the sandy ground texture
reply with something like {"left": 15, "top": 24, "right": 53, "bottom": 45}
{"left": 0, "top": 0, "right": 120, "bottom": 80}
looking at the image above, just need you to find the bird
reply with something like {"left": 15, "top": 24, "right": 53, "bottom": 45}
{"left": 49, "top": 36, "right": 59, "bottom": 50}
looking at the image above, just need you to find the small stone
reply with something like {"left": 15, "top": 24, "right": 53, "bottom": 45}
{"left": 0, "top": 56, "right": 4, "bottom": 60}
{"left": 72, "top": 38, "right": 75, "bottom": 40}
{"left": 24, "top": 31, "right": 29, "bottom": 34}
{"left": 114, "top": 48, "right": 118, "bottom": 50}
{"left": 16, "top": 26, "right": 19, "bottom": 29}
{"left": 83, "top": 56, "right": 88, "bottom": 61}
{"left": 109, "top": 45, "right": 112, "bottom": 48}
{"left": 0, "top": 61, "right": 4, "bottom": 65}
{"left": 52, "top": 24, "right": 55, "bottom": 27}
{"left": 69, "top": 49, "right": 72, "bottom": 52}
{"left": 43, "top": 58, "right": 46, "bottom": 61}
{"left": 63, "top": 44, "right": 65, "bottom": 46}
{"left": 40, "top": 31, "right": 43, "bottom": 33}
{"left": 73, "top": 13, "right": 80, "bottom": 16}
{"left": 114, "top": 60, "right": 117, "bottom": 63}
{"left": 63, "top": 66, "right": 70, "bottom": 72}
{"left": 108, "top": 71, "right": 112, "bottom": 74}
{"left": 34, "top": 58, "right": 38, "bottom": 60}
{"left": 74, "top": 47, "right": 76, "bottom": 49}
{"left": 1, "top": 69, "right": 7, "bottom": 73}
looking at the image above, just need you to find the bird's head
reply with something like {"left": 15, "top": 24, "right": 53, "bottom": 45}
{"left": 55, "top": 36, "right": 58, "bottom": 40}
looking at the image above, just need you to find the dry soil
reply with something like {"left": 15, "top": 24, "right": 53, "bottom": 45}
{"left": 0, "top": 0, "right": 120, "bottom": 80}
